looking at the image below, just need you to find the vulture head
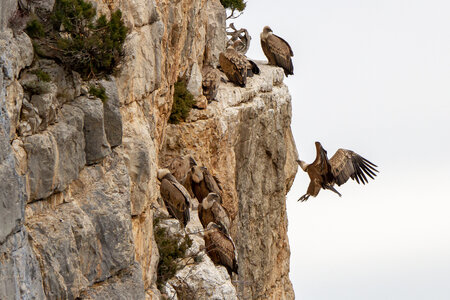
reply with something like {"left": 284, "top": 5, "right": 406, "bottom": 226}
{"left": 202, "top": 192, "right": 220, "bottom": 209}
{"left": 189, "top": 156, "right": 197, "bottom": 167}
{"left": 206, "top": 221, "right": 221, "bottom": 232}
{"left": 191, "top": 165, "right": 204, "bottom": 183}
{"left": 157, "top": 168, "right": 171, "bottom": 181}
{"left": 262, "top": 26, "right": 273, "bottom": 34}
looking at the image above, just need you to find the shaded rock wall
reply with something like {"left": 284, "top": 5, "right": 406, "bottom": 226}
{"left": 0, "top": 0, "right": 297, "bottom": 299}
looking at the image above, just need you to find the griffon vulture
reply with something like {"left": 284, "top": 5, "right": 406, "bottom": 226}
{"left": 157, "top": 169, "right": 191, "bottom": 227}
{"left": 260, "top": 26, "right": 294, "bottom": 76}
{"left": 297, "top": 142, "right": 378, "bottom": 201}
{"left": 199, "top": 193, "right": 231, "bottom": 234}
{"left": 184, "top": 164, "right": 223, "bottom": 203}
{"left": 219, "top": 40, "right": 260, "bottom": 88}
{"left": 202, "top": 66, "right": 222, "bottom": 103}
{"left": 167, "top": 155, "right": 193, "bottom": 184}
{"left": 204, "top": 222, "right": 238, "bottom": 276}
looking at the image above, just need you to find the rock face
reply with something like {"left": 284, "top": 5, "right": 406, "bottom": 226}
{"left": 0, "top": 0, "right": 298, "bottom": 299}
{"left": 161, "top": 64, "right": 297, "bottom": 299}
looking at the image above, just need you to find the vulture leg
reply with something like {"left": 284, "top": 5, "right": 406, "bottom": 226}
{"left": 298, "top": 193, "right": 310, "bottom": 202}
{"left": 323, "top": 185, "right": 342, "bottom": 197}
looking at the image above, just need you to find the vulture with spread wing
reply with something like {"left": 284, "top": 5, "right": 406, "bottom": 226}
{"left": 260, "top": 26, "right": 294, "bottom": 76}
{"left": 157, "top": 169, "right": 191, "bottom": 227}
{"left": 297, "top": 142, "right": 378, "bottom": 201}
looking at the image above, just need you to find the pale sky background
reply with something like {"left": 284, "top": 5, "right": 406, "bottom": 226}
{"left": 235, "top": 1, "right": 450, "bottom": 299}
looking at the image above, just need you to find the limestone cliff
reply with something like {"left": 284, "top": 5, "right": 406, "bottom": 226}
{"left": 0, "top": 0, "right": 298, "bottom": 299}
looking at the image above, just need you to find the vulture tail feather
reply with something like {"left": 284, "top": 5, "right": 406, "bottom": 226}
{"left": 324, "top": 185, "right": 342, "bottom": 197}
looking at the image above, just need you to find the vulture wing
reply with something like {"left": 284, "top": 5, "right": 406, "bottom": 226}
{"left": 203, "top": 169, "right": 223, "bottom": 199}
{"left": 211, "top": 202, "right": 231, "bottom": 234}
{"left": 312, "top": 142, "right": 331, "bottom": 176}
{"left": 160, "top": 179, "right": 189, "bottom": 225}
{"left": 219, "top": 49, "right": 247, "bottom": 87}
{"left": 207, "top": 229, "right": 237, "bottom": 273}
{"left": 273, "top": 34, "right": 294, "bottom": 56}
{"left": 170, "top": 179, "right": 191, "bottom": 225}
{"left": 266, "top": 34, "right": 294, "bottom": 75}
{"left": 329, "top": 149, "right": 379, "bottom": 186}
{"left": 162, "top": 174, "right": 191, "bottom": 226}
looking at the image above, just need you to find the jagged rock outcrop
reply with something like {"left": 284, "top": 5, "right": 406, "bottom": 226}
{"left": 0, "top": 0, "right": 298, "bottom": 299}
{"left": 159, "top": 215, "right": 238, "bottom": 300}
{"left": 161, "top": 64, "right": 297, "bottom": 299}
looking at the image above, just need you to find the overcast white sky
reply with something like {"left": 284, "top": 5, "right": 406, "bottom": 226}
{"left": 235, "top": 1, "right": 450, "bottom": 299}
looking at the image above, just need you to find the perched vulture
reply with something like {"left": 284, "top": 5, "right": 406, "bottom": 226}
{"left": 297, "top": 142, "right": 378, "bottom": 201}
{"left": 157, "top": 169, "right": 191, "bottom": 227}
{"left": 202, "top": 66, "right": 222, "bottom": 103}
{"left": 260, "top": 26, "right": 294, "bottom": 76}
{"left": 199, "top": 193, "right": 231, "bottom": 234}
{"left": 204, "top": 222, "right": 238, "bottom": 276}
{"left": 184, "top": 164, "right": 223, "bottom": 203}
{"left": 219, "top": 40, "right": 260, "bottom": 88}
{"left": 167, "top": 155, "right": 193, "bottom": 184}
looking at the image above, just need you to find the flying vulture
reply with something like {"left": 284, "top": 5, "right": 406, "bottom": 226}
{"left": 184, "top": 164, "right": 223, "bottom": 204}
{"left": 260, "top": 26, "right": 294, "bottom": 76}
{"left": 219, "top": 40, "right": 260, "bottom": 88}
{"left": 199, "top": 193, "right": 231, "bottom": 235}
{"left": 204, "top": 222, "right": 238, "bottom": 276}
{"left": 297, "top": 142, "right": 378, "bottom": 201}
{"left": 157, "top": 168, "right": 191, "bottom": 227}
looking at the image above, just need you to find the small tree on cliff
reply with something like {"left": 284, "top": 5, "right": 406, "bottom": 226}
{"left": 26, "top": 0, "right": 128, "bottom": 79}
{"left": 220, "top": 0, "right": 246, "bottom": 19}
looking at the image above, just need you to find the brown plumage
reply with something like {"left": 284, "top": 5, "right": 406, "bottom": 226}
{"left": 204, "top": 222, "right": 238, "bottom": 276}
{"left": 166, "top": 155, "right": 194, "bottom": 184}
{"left": 202, "top": 66, "right": 221, "bottom": 103}
{"left": 157, "top": 169, "right": 191, "bottom": 227}
{"left": 260, "top": 26, "right": 294, "bottom": 76}
{"left": 184, "top": 164, "right": 223, "bottom": 204}
{"left": 199, "top": 193, "right": 231, "bottom": 234}
{"left": 219, "top": 41, "right": 260, "bottom": 88}
{"left": 297, "top": 142, "right": 379, "bottom": 201}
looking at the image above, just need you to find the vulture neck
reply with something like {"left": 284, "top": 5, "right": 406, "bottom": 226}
{"left": 261, "top": 31, "right": 271, "bottom": 40}
{"left": 298, "top": 160, "right": 309, "bottom": 172}
{"left": 202, "top": 199, "right": 214, "bottom": 209}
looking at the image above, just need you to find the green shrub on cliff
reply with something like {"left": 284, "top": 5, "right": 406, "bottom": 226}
{"left": 220, "top": 0, "right": 246, "bottom": 18}
{"left": 89, "top": 84, "right": 108, "bottom": 102}
{"left": 31, "top": 69, "right": 51, "bottom": 82}
{"left": 25, "top": 19, "right": 45, "bottom": 38}
{"left": 154, "top": 218, "right": 193, "bottom": 289}
{"left": 26, "top": 0, "right": 128, "bottom": 79}
{"left": 169, "top": 80, "right": 195, "bottom": 124}
{"left": 220, "top": 0, "right": 246, "bottom": 11}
